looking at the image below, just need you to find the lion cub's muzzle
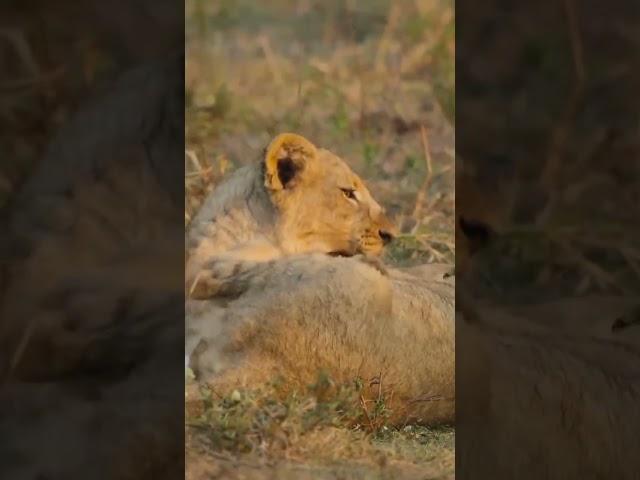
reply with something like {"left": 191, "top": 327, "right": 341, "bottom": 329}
{"left": 376, "top": 213, "right": 398, "bottom": 245}
{"left": 378, "top": 228, "right": 395, "bottom": 245}
{"left": 358, "top": 214, "right": 398, "bottom": 256}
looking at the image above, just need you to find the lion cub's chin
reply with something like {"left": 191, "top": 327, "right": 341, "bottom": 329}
{"left": 328, "top": 250, "right": 356, "bottom": 257}
{"left": 327, "top": 249, "right": 382, "bottom": 258}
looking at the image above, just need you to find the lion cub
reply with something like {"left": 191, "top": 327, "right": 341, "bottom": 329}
{"left": 185, "top": 133, "right": 397, "bottom": 298}
{"left": 184, "top": 134, "right": 455, "bottom": 426}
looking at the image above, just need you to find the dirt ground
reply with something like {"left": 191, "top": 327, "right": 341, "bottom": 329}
{"left": 186, "top": 450, "right": 452, "bottom": 480}
{"left": 185, "top": 0, "right": 455, "bottom": 479}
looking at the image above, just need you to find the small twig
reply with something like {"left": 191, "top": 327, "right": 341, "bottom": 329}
{"left": 259, "top": 35, "right": 283, "bottom": 85}
{"left": 0, "top": 28, "right": 41, "bottom": 75}
{"left": 293, "top": 76, "right": 305, "bottom": 127}
{"left": 188, "top": 271, "right": 204, "bottom": 296}
{"left": 409, "top": 394, "right": 453, "bottom": 404}
{"left": 185, "top": 150, "right": 203, "bottom": 172}
{"left": 553, "top": 237, "right": 622, "bottom": 291}
{"left": 4, "top": 320, "right": 36, "bottom": 383}
{"left": 621, "top": 248, "right": 640, "bottom": 283}
{"left": 564, "top": 0, "right": 585, "bottom": 82}
{"left": 417, "top": 239, "right": 448, "bottom": 262}
{"left": 359, "top": 394, "right": 375, "bottom": 432}
{"left": 357, "top": 75, "right": 366, "bottom": 130}
{"left": 374, "top": 3, "right": 400, "bottom": 72}
{"left": 185, "top": 170, "right": 213, "bottom": 179}
{"left": 539, "top": 0, "right": 586, "bottom": 222}
{"left": 400, "top": 7, "right": 452, "bottom": 75}
{"left": 411, "top": 125, "right": 434, "bottom": 221}
{"left": 0, "top": 68, "right": 65, "bottom": 93}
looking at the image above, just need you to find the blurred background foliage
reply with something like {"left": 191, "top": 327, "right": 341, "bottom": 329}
{"left": 185, "top": 0, "right": 455, "bottom": 266}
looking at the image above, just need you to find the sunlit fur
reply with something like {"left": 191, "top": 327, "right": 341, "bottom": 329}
{"left": 186, "top": 133, "right": 454, "bottom": 426}
{"left": 189, "top": 254, "right": 455, "bottom": 426}
{"left": 185, "top": 133, "right": 397, "bottom": 294}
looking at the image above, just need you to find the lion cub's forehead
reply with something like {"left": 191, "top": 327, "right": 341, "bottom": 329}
{"left": 316, "top": 148, "right": 366, "bottom": 190}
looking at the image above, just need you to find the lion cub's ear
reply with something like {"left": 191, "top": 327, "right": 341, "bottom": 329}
{"left": 263, "top": 133, "right": 317, "bottom": 190}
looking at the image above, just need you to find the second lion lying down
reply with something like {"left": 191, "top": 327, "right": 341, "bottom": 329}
{"left": 185, "top": 133, "right": 455, "bottom": 426}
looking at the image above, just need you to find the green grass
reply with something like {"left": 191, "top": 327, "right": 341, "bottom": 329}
{"left": 186, "top": 371, "right": 454, "bottom": 475}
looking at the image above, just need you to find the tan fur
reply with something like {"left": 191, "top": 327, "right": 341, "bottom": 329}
{"left": 0, "top": 55, "right": 184, "bottom": 480}
{"left": 0, "top": 150, "right": 182, "bottom": 378}
{"left": 185, "top": 133, "right": 455, "bottom": 426}
{"left": 0, "top": 151, "right": 185, "bottom": 480}
{"left": 185, "top": 133, "right": 397, "bottom": 296}
{"left": 189, "top": 256, "right": 455, "bottom": 426}
{"left": 455, "top": 161, "right": 640, "bottom": 478}
{"left": 457, "top": 295, "right": 640, "bottom": 479}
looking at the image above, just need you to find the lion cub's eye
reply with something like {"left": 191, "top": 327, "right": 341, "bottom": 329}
{"left": 340, "top": 188, "right": 357, "bottom": 201}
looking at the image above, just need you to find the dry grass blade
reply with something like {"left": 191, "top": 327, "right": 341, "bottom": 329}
{"left": 185, "top": 150, "right": 203, "bottom": 172}
{"left": 540, "top": 0, "right": 585, "bottom": 215}
{"left": 554, "top": 238, "right": 622, "bottom": 291}
{"left": 409, "top": 394, "right": 452, "bottom": 404}
{"left": 564, "top": 0, "right": 585, "bottom": 82}
{"left": 5, "top": 320, "right": 36, "bottom": 382}
{"left": 0, "top": 28, "right": 41, "bottom": 75}
{"left": 411, "top": 125, "right": 434, "bottom": 222}
{"left": 621, "top": 248, "right": 640, "bottom": 283}
{"left": 259, "top": 35, "right": 283, "bottom": 85}
{"left": 359, "top": 395, "right": 375, "bottom": 432}
{"left": 188, "top": 272, "right": 203, "bottom": 296}
{"left": 374, "top": 3, "right": 401, "bottom": 72}
{"left": 0, "top": 68, "right": 65, "bottom": 93}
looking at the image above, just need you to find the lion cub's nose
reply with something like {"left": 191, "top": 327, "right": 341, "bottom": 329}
{"left": 379, "top": 229, "right": 395, "bottom": 245}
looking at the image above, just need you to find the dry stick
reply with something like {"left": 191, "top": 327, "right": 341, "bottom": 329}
{"left": 418, "top": 239, "right": 448, "bottom": 262}
{"left": 539, "top": 0, "right": 585, "bottom": 222}
{"left": 185, "top": 168, "right": 212, "bottom": 179}
{"left": 545, "top": 1, "right": 633, "bottom": 289}
{"left": 400, "top": 6, "right": 451, "bottom": 75}
{"left": 565, "top": 0, "right": 585, "bottom": 81}
{"left": 0, "top": 28, "right": 41, "bottom": 76}
{"left": 358, "top": 75, "right": 366, "bottom": 130}
{"left": 0, "top": 68, "right": 65, "bottom": 93}
{"left": 6, "top": 321, "right": 36, "bottom": 382}
{"left": 411, "top": 125, "right": 434, "bottom": 222}
{"left": 409, "top": 394, "right": 452, "bottom": 404}
{"left": 621, "top": 248, "right": 640, "bottom": 282}
{"left": 0, "top": 29, "right": 65, "bottom": 93}
{"left": 370, "top": 128, "right": 395, "bottom": 177}
{"left": 374, "top": 3, "right": 399, "bottom": 72}
{"left": 188, "top": 271, "right": 204, "bottom": 297}
{"left": 259, "top": 35, "right": 283, "bottom": 85}
{"left": 359, "top": 395, "right": 375, "bottom": 432}
{"left": 185, "top": 149, "right": 203, "bottom": 172}
{"left": 553, "top": 237, "right": 622, "bottom": 292}
{"left": 386, "top": 387, "right": 395, "bottom": 413}
{"left": 292, "top": 76, "right": 305, "bottom": 128}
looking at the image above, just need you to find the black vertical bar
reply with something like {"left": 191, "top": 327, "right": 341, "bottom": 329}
{"left": 0, "top": 1, "right": 185, "bottom": 478}
{"left": 457, "top": 1, "right": 640, "bottom": 478}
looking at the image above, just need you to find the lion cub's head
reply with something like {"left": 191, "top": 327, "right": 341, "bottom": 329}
{"left": 264, "top": 133, "right": 397, "bottom": 257}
